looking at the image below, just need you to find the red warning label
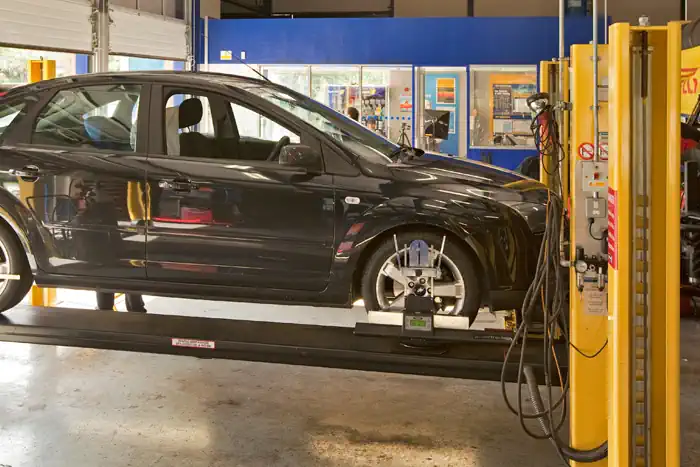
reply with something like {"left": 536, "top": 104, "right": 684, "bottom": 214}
{"left": 598, "top": 142, "right": 608, "bottom": 161}
{"left": 607, "top": 187, "right": 617, "bottom": 270}
{"left": 578, "top": 142, "right": 595, "bottom": 160}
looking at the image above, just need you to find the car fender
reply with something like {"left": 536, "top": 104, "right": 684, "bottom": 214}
{"left": 330, "top": 196, "right": 513, "bottom": 297}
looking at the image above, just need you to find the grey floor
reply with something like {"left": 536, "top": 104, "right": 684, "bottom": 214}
{"left": 0, "top": 296, "right": 698, "bottom": 467}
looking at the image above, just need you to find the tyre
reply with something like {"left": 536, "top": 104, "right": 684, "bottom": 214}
{"left": 361, "top": 231, "right": 483, "bottom": 324}
{"left": 95, "top": 292, "right": 115, "bottom": 311}
{"left": 0, "top": 223, "right": 33, "bottom": 312}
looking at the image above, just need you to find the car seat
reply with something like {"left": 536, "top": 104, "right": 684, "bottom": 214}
{"left": 178, "top": 98, "right": 218, "bottom": 158}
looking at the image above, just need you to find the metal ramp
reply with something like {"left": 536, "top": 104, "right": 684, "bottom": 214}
{"left": 0, "top": 305, "right": 565, "bottom": 383}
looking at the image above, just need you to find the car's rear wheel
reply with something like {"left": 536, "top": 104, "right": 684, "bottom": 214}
{"left": 361, "top": 231, "right": 482, "bottom": 324}
{"left": 0, "top": 223, "right": 33, "bottom": 312}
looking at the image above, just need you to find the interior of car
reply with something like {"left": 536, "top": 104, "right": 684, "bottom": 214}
{"left": 164, "top": 91, "right": 300, "bottom": 163}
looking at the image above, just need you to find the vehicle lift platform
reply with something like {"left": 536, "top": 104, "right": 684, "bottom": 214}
{"left": 0, "top": 304, "right": 564, "bottom": 384}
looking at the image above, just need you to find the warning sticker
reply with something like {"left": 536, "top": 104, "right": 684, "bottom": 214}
{"left": 172, "top": 338, "right": 216, "bottom": 350}
{"left": 578, "top": 142, "right": 595, "bottom": 160}
{"left": 583, "top": 282, "right": 607, "bottom": 316}
{"left": 607, "top": 187, "right": 617, "bottom": 270}
{"left": 598, "top": 142, "right": 608, "bottom": 161}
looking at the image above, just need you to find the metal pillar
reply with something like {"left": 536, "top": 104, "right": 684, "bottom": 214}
{"left": 569, "top": 43, "right": 609, "bottom": 467}
{"left": 607, "top": 22, "right": 681, "bottom": 467}
{"left": 25, "top": 60, "right": 57, "bottom": 307}
{"left": 91, "top": 0, "right": 110, "bottom": 73}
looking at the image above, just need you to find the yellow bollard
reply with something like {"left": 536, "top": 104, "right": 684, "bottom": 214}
{"left": 26, "top": 59, "right": 57, "bottom": 307}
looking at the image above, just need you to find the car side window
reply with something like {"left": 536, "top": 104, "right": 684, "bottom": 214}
{"left": 230, "top": 102, "right": 300, "bottom": 146}
{"left": 161, "top": 88, "right": 301, "bottom": 162}
{"left": 32, "top": 84, "right": 142, "bottom": 152}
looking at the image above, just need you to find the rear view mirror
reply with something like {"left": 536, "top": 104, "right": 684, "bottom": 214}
{"left": 279, "top": 144, "right": 323, "bottom": 174}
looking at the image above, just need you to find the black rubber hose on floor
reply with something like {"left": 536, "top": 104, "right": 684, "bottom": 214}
{"left": 523, "top": 365, "right": 608, "bottom": 463}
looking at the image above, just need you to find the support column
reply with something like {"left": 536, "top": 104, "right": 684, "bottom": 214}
{"left": 91, "top": 0, "right": 110, "bottom": 73}
{"left": 569, "top": 43, "right": 609, "bottom": 467}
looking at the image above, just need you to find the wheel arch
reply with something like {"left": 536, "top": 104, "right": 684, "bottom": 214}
{"left": 0, "top": 195, "right": 39, "bottom": 271}
{"left": 350, "top": 222, "right": 494, "bottom": 304}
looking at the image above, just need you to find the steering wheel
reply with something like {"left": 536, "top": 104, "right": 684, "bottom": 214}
{"left": 267, "top": 136, "right": 291, "bottom": 162}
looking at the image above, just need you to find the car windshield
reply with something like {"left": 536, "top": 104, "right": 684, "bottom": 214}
{"left": 235, "top": 81, "right": 399, "bottom": 165}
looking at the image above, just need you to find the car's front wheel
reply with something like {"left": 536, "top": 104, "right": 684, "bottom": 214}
{"left": 361, "top": 231, "right": 482, "bottom": 324}
{"left": 0, "top": 223, "right": 33, "bottom": 312}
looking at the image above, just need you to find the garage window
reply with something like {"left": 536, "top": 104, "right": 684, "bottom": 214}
{"left": 32, "top": 84, "right": 142, "bottom": 152}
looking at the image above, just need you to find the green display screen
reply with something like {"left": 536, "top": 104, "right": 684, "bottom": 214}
{"left": 409, "top": 319, "right": 427, "bottom": 328}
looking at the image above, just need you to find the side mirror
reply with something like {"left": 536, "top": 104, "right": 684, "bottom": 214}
{"left": 279, "top": 144, "right": 323, "bottom": 175}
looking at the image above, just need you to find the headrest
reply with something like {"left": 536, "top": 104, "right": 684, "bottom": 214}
{"left": 178, "top": 98, "right": 203, "bottom": 129}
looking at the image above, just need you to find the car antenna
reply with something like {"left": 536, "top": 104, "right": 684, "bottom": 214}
{"left": 230, "top": 53, "right": 271, "bottom": 83}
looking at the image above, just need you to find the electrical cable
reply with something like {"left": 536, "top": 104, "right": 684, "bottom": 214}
{"left": 501, "top": 103, "right": 609, "bottom": 465}
{"left": 587, "top": 218, "right": 605, "bottom": 241}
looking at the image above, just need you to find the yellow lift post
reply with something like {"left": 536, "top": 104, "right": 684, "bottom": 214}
{"left": 24, "top": 60, "right": 57, "bottom": 307}
{"left": 608, "top": 22, "right": 681, "bottom": 466}
{"left": 568, "top": 42, "right": 609, "bottom": 467}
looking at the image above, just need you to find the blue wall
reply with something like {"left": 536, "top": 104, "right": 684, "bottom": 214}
{"left": 205, "top": 16, "right": 602, "bottom": 66}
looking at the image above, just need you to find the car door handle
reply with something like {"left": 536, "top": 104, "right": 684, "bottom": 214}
{"left": 9, "top": 165, "right": 40, "bottom": 182}
{"left": 158, "top": 178, "right": 197, "bottom": 193}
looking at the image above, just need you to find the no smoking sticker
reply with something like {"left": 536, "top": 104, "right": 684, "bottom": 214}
{"left": 578, "top": 142, "right": 595, "bottom": 160}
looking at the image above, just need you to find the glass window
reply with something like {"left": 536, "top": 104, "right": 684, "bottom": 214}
{"left": 311, "top": 66, "right": 360, "bottom": 118}
{"left": 362, "top": 66, "right": 413, "bottom": 145}
{"left": 469, "top": 65, "right": 537, "bottom": 149}
{"left": 262, "top": 66, "right": 310, "bottom": 96}
{"left": 161, "top": 89, "right": 300, "bottom": 162}
{"left": 0, "top": 101, "right": 25, "bottom": 140}
{"left": 0, "top": 47, "right": 76, "bottom": 85}
{"left": 238, "top": 82, "right": 398, "bottom": 166}
{"left": 231, "top": 102, "right": 300, "bottom": 144}
{"left": 32, "top": 84, "right": 142, "bottom": 152}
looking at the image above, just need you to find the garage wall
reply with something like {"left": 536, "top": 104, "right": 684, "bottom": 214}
{"left": 0, "top": 0, "right": 92, "bottom": 52}
{"left": 607, "top": 0, "right": 680, "bottom": 24}
{"left": 394, "top": 0, "right": 469, "bottom": 17}
{"left": 473, "top": 0, "right": 556, "bottom": 17}
{"left": 273, "top": 0, "right": 391, "bottom": 14}
{"left": 111, "top": 6, "right": 188, "bottom": 60}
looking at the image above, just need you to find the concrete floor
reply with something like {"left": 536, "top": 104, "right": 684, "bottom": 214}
{"left": 0, "top": 297, "right": 698, "bottom": 467}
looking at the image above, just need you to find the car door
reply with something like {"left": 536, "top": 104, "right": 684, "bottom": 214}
{"left": 0, "top": 81, "right": 150, "bottom": 279}
{"left": 144, "top": 84, "right": 335, "bottom": 291}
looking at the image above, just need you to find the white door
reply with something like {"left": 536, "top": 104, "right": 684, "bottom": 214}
{"left": 0, "top": 0, "right": 92, "bottom": 53}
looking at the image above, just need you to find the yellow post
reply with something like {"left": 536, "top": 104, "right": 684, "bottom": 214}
{"left": 25, "top": 60, "right": 57, "bottom": 307}
{"left": 568, "top": 43, "right": 609, "bottom": 467}
{"left": 608, "top": 22, "right": 680, "bottom": 467}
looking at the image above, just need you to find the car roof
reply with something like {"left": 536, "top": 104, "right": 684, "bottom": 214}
{"left": 2, "top": 71, "right": 272, "bottom": 98}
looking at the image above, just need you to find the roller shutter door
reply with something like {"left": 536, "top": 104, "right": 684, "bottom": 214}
{"left": 0, "top": 0, "right": 92, "bottom": 52}
{"left": 110, "top": 6, "right": 187, "bottom": 60}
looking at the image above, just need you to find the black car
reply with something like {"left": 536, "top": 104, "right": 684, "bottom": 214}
{"left": 0, "top": 71, "right": 547, "bottom": 324}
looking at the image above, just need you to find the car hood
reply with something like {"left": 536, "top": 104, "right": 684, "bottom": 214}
{"left": 388, "top": 153, "right": 550, "bottom": 231}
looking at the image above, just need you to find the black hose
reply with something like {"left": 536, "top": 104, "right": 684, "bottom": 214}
{"left": 523, "top": 366, "right": 608, "bottom": 463}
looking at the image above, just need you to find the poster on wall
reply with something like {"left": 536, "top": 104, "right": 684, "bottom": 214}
{"left": 436, "top": 77, "right": 456, "bottom": 105}
{"left": 399, "top": 94, "right": 413, "bottom": 112}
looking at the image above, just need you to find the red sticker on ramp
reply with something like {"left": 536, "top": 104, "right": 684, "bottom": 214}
{"left": 578, "top": 142, "right": 595, "bottom": 160}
